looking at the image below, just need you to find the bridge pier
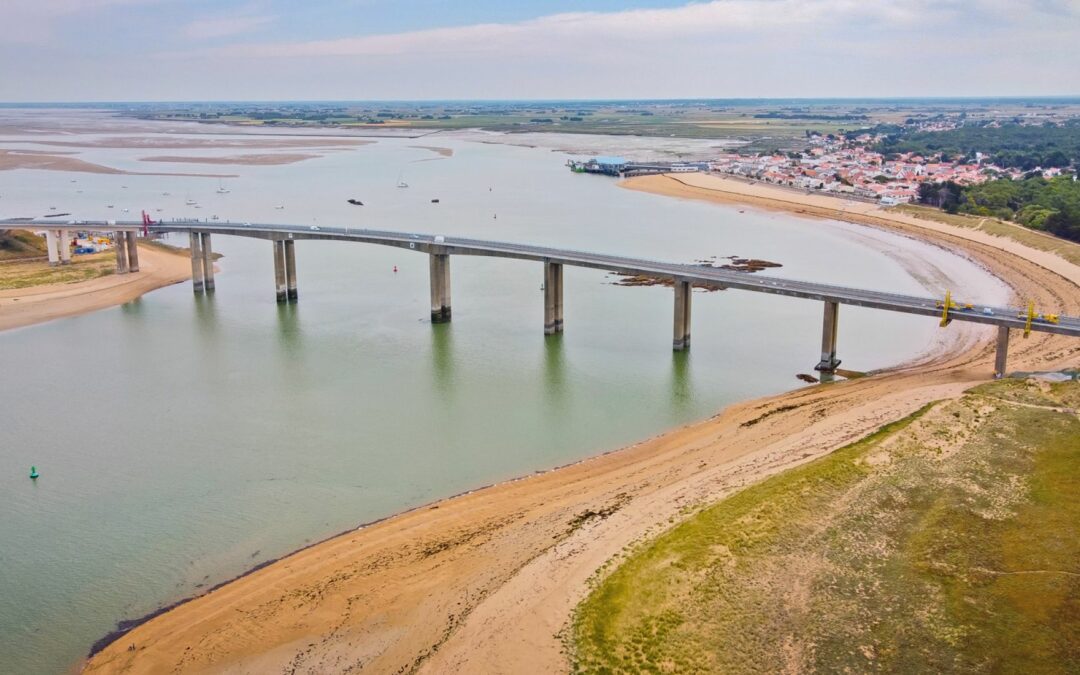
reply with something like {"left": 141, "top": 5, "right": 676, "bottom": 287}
{"left": 673, "top": 280, "right": 692, "bottom": 351}
{"left": 815, "top": 301, "right": 841, "bottom": 373}
{"left": 994, "top": 325, "right": 1010, "bottom": 379}
{"left": 429, "top": 253, "right": 451, "bottom": 323}
{"left": 115, "top": 232, "right": 129, "bottom": 274}
{"left": 45, "top": 230, "right": 59, "bottom": 266}
{"left": 59, "top": 230, "right": 72, "bottom": 265}
{"left": 544, "top": 262, "right": 564, "bottom": 334}
{"left": 273, "top": 241, "right": 287, "bottom": 303}
{"left": 126, "top": 231, "right": 140, "bottom": 273}
{"left": 284, "top": 239, "right": 298, "bottom": 302}
{"left": 200, "top": 233, "right": 213, "bottom": 291}
{"left": 189, "top": 232, "right": 204, "bottom": 292}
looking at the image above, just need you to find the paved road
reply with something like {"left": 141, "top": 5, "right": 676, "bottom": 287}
{"left": 6, "top": 219, "right": 1080, "bottom": 338}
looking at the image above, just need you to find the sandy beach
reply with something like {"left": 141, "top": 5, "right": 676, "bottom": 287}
{"left": 83, "top": 177, "right": 1080, "bottom": 674}
{"left": 0, "top": 244, "right": 192, "bottom": 332}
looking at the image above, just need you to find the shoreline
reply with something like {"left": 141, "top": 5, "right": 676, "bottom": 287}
{"left": 0, "top": 243, "right": 192, "bottom": 332}
{"left": 83, "top": 178, "right": 1080, "bottom": 673}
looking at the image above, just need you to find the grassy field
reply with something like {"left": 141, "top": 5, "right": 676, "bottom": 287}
{"left": 0, "top": 250, "right": 116, "bottom": 289}
{"left": 892, "top": 204, "right": 1080, "bottom": 268}
{"left": 572, "top": 379, "right": 1080, "bottom": 674}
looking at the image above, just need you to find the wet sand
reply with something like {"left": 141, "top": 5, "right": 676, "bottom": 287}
{"left": 139, "top": 153, "right": 323, "bottom": 166}
{"left": 83, "top": 180, "right": 1080, "bottom": 674}
{"left": 3, "top": 137, "right": 373, "bottom": 150}
{"left": 0, "top": 244, "right": 192, "bottom": 332}
{"left": 411, "top": 145, "right": 455, "bottom": 158}
{"left": 0, "top": 150, "right": 237, "bottom": 178}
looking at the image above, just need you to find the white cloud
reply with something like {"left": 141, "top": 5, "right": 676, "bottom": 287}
{"left": 182, "top": 13, "right": 276, "bottom": 40}
{"left": 202, "top": 0, "right": 1062, "bottom": 59}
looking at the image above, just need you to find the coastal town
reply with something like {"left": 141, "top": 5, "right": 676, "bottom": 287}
{"left": 574, "top": 128, "right": 1074, "bottom": 206}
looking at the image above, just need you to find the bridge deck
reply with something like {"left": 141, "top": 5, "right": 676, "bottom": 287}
{"left": 6, "top": 219, "right": 1080, "bottom": 338}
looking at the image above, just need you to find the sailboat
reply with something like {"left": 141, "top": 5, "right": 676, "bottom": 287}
{"left": 396, "top": 171, "right": 409, "bottom": 188}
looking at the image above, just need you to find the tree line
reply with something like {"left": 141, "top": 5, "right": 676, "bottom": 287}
{"left": 918, "top": 174, "right": 1080, "bottom": 243}
{"left": 874, "top": 122, "right": 1080, "bottom": 171}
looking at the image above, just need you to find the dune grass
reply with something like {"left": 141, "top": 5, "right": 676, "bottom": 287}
{"left": 892, "top": 204, "right": 1080, "bottom": 268}
{"left": 572, "top": 379, "right": 1080, "bottom": 674}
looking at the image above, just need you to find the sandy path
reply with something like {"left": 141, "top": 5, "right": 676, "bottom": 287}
{"left": 0, "top": 245, "right": 191, "bottom": 331}
{"left": 84, "top": 181, "right": 1080, "bottom": 674}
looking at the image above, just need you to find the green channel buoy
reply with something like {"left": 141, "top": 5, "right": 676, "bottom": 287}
{"left": 30, "top": 466, "right": 39, "bottom": 479}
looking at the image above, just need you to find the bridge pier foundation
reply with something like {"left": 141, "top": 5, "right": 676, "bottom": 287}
{"left": 45, "top": 230, "right": 59, "bottom": 266}
{"left": 284, "top": 239, "right": 298, "bottom": 302}
{"left": 673, "top": 280, "right": 692, "bottom": 351}
{"left": 429, "top": 253, "right": 451, "bottom": 323}
{"left": 59, "top": 230, "right": 72, "bottom": 265}
{"left": 815, "top": 301, "right": 841, "bottom": 373}
{"left": 115, "top": 232, "right": 129, "bottom": 274}
{"left": 126, "top": 231, "right": 140, "bottom": 273}
{"left": 544, "top": 262, "right": 564, "bottom": 334}
{"left": 189, "top": 232, "right": 204, "bottom": 292}
{"left": 273, "top": 240, "right": 287, "bottom": 303}
{"left": 994, "top": 325, "right": 1009, "bottom": 379}
{"left": 200, "top": 233, "right": 213, "bottom": 291}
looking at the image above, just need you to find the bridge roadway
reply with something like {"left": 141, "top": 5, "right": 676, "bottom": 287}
{"left": 6, "top": 219, "right": 1080, "bottom": 377}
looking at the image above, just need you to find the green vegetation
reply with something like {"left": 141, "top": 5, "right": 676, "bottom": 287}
{"left": 0, "top": 229, "right": 48, "bottom": 261}
{"left": 918, "top": 175, "right": 1080, "bottom": 243}
{"left": 572, "top": 380, "right": 1080, "bottom": 674}
{"left": 876, "top": 122, "right": 1080, "bottom": 170}
{"left": 0, "top": 250, "right": 116, "bottom": 289}
{"left": 891, "top": 203, "right": 1080, "bottom": 267}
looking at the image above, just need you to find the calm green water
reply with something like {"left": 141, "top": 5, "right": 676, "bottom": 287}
{"left": 0, "top": 121, "right": 1007, "bottom": 674}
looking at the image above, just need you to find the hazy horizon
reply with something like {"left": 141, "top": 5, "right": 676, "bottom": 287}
{"left": 2, "top": 0, "right": 1078, "bottom": 102}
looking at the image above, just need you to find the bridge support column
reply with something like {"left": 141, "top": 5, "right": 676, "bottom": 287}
{"left": 59, "top": 230, "right": 72, "bottom": 265}
{"left": 994, "top": 325, "right": 1009, "bottom": 379}
{"left": 126, "top": 231, "right": 139, "bottom": 273}
{"left": 45, "top": 230, "right": 59, "bottom": 266}
{"left": 200, "top": 233, "right": 213, "bottom": 291}
{"left": 189, "top": 232, "right": 204, "bottom": 293}
{"left": 672, "top": 280, "right": 692, "bottom": 351}
{"left": 544, "top": 262, "right": 564, "bottom": 334}
{"left": 115, "top": 232, "right": 129, "bottom": 274}
{"left": 284, "top": 239, "right": 298, "bottom": 302}
{"left": 815, "top": 301, "right": 841, "bottom": 373}
{"left": 429, "top": 253, "right": 451, "bottom": 323}
{"left": 273, "top": 240, "right": 287, "bottom": 303}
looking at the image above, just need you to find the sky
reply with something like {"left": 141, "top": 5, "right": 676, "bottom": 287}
{"left": 1, "top": 0, "right": 1078, "bottom": 102}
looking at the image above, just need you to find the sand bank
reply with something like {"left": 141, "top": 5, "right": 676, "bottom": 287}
{"left": 0, "top": 244, "right": 192, "bottom": 332}
{"left": 5, "top": 137, "right": 372, "bottom": 150}
{"left": 0, "top": 149, "right": 237, "bottom": 178}
{"left": 411, "top": 145, "right": 455, "bottom": 158}
{"left": 139, "top": 153, "right": 322, "bottom": 166}
{"left": 84, "top": 181, "right": 1080, "bottom": 674}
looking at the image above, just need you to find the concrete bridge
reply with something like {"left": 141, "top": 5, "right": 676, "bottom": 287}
{"left": 5, "top": 219, "right": 1080, "bottom": 378}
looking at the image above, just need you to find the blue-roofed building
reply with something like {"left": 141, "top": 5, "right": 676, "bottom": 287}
{"left": 568, "top": 155, "right": 628, "bottom": 176}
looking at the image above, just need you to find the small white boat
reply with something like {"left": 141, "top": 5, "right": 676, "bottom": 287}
{"left": 106, "top": 205, "right": 114, "bottom": 209}
{"left": 274, "top": 205, "right": 285, "bottom": 210}
{"left": 216, "top": 179, "right": 230, "bottom": 194}
{"left": 396, "top": 171, "right": 409, "bottom": 188}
